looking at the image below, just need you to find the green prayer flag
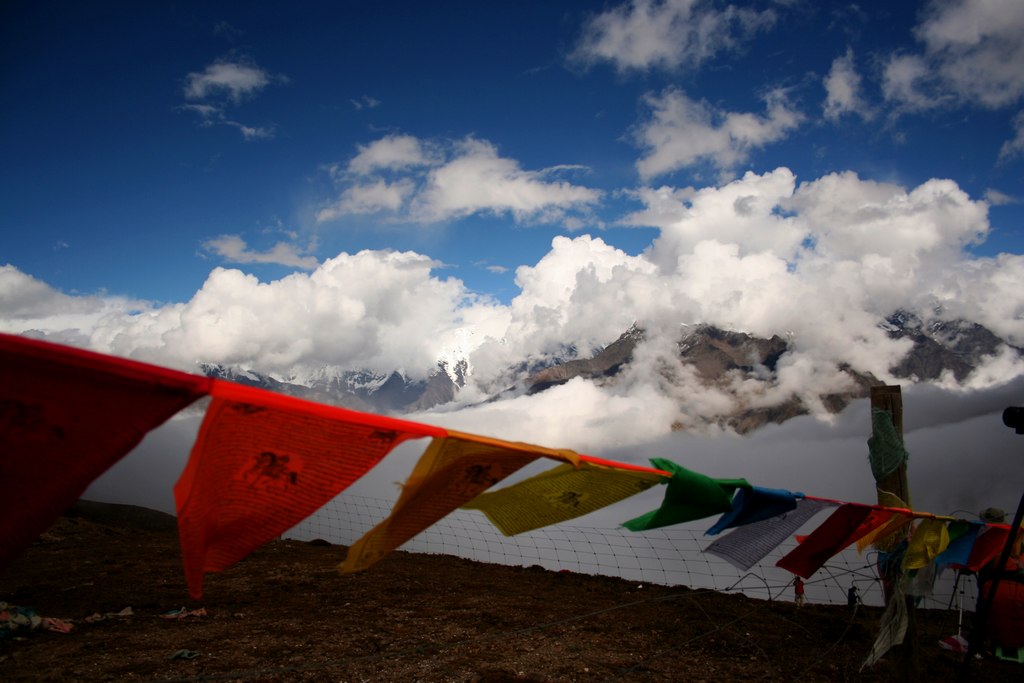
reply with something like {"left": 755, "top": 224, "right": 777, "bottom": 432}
{"left": 622, "top": 458, "right": 748, "bottom": 531}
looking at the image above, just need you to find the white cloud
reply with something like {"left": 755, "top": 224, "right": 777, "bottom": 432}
{"left": 201, "top": 235, "right": 319, "bottom": 270}
{"left": 633, "top": 88, "right": 804, "bottom": 179}
{"left": 0, "top": 265, "right": 104, "bottom": 319}
{"left": 347, "top": 135, "right": 437, "bottom": 175}
{"left": 181, "top": 108, "right": 276, "bottom": 141}
{"left": 350, "top": 95, "right": 381, "bottom": 110}
{"left": 224, "top": 121, "right": 275, "bottom": 141}
{"left": 787, "top": 172, "right": 989, "bottom": 263}
{"left": 319, "top": 135, "right": 602, "bottom": 225}
{"left": 983, "top": 188, "right": 1017, "bottom": 205}
{"left": 500, "top": 234, "right": 659, "bottom": 356}
{"left": 624, "top": 168, "right": 805, "bottom": 261}
{"left": 998, "top": 111, "right": 1024, "bottom": 162}
{"left": 1, "top": 252, "right": 511, "bottom": 382}
{"left": 881, "top": 53, "right": 944, "bottom": 112}
{"left": 883, "top": 0, "right": 1024, "bottom": 110}
{"left": 619, "top": 168, "right": 1009, "bottom": 379}
{"left": 473, "top": 260, "right": 511, "bottom": 275}
{"left": 431, "top": 376, "right": 682, "bottom": 453}
{"left": 411, "top": 138, "right": 602, "bottom": 222}
{"left": 184, "top": 60, "right": 275, "bottom": 103}
{"left": 180, "top": 59, "right": 284, "bottom": 141}
{"left": 0, "top": 265, "right": 146, "bottom": 348}
{"left": 571, "top": 0, "right": 776, "bottom": 72}
{"left": 317, "top": 179, "right": 416, "bottom": 221}
{"left": 917, "top": 0, "right": 1024, "bottom": 107}
{"left": 930, "top": 251, "right": 1024, "bottom": 346}
{"left": 823, "top": 48, "right": 873, "bottom": 122}
{"left": 179, "top": 103, "right": 222, "bottom": 121}
{"left": 3, "top": 169, "right": 1020, "bottom": 443}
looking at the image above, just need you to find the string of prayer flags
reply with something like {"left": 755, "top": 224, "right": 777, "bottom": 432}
{"left": 2, "top": 333, "right": 1016, "bottom": 595}
{"left": 175, "top": 379, "right": 444, "bottom": 598}
{"left": 705, "top": 498, "right": 836, "bottom": 572}
{"left": 340, "top": 431, "right": 582, "bottom": 573}
{"left": 902, "top": 518, "right": 952, "bottom": 570}
{"left": 0, "top": 333, "right": 211, "bottom": 570}
{"left": 705, "top": 486, "right": 801, "bottom": 536}
{"left": 461, "top": 458, "right": 669, "bottom": 536}
{"left": 622, "top": 458, "right": 748, "bottom": 532}
{"left": 777, "top": 504, "right": 894, "bottom": 579}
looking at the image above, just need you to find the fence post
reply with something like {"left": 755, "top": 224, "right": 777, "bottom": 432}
{"left": 870, "top": 385, "right": 920, "bottom": 682}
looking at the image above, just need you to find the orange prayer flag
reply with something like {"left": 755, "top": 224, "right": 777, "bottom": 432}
{"left": 340, "top": 430, "right": 580, "bottom": 573}
{"left": 0, "top": 333, "right": 211, "bottom": 569}
{"left": 175, "top": 380, "right": 445, "bottom": 598}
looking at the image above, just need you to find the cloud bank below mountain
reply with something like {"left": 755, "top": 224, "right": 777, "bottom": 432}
{"left": 3, "top": 167, "right": 1023, "bottom": 451}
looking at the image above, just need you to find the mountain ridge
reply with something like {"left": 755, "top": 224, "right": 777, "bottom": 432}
{"left": 197, "top": 311, "right": 1021, "bottom": 434}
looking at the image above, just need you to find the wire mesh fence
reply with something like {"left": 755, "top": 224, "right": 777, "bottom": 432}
{"left": 286, "top": 493, "right": 979, "bottom": 613}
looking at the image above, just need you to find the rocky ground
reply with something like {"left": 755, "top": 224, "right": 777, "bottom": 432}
{"left": 0, "top": 502, "right": 1019, "bottom": 682}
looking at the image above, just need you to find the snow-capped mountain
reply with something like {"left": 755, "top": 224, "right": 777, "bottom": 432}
{"left": 881, "top": 310, "right": 1011, "bottom": 382}
{"left": 200, "top": 359, "right": 468, "bottom": 415}
{"left": 198, "top": 312, "right": 1021, "bottom": 433}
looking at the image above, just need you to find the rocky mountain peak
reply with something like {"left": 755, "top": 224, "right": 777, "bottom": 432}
{"left": 881, "top": 310, "right": 1016, "bottom": 382}
{"left": 197, "top": 312, "right": 1019, "bottom": 434}
{"left": 676, "top": 324, "right": 788, "bottom": 380}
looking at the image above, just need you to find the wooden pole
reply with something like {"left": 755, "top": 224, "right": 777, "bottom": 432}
{"left": 871, "top": 385, "right": 909, "bottom": 507}
{"left": 869, "top": 385, "right": 919, "bottom": 682}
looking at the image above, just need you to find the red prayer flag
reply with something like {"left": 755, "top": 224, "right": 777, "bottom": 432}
{"left": 964, "top": 526, "right": 1010, "bottom": 573}
{"left": 0, "top": 333, "right": 211, "bottom": 569}
{"left": 777, "top": 504, "right": 893, "bottom": 579}
{"left": 175, "top": 380, "right": 445, "bottom": 598}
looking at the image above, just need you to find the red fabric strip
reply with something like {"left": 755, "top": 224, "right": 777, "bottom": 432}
{"left": 965, "top": 526, "right": 1010, "bottom": 573}
{"left": 0, "top": 333, "right": 211, "bottom": 569}
{"left": 175, "top": 379, "right": 445, "bottom": 598}
{"left": 578, "top": 454, "right": 671, "bottom": 477}
{"left": 776, "top": 504, "right": 893, "bottom": 579}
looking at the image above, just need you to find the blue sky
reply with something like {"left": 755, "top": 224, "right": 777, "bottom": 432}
{"left": 2, "top": 0, "right": 1023, "bottom": 407}
{"left": 4, "top": 0, "right": 1022, "bottom": 306}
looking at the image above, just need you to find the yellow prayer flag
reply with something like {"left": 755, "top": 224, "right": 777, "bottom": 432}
{"left": 340, "top": 431, "right": 579, "bottom": 573}
{"left": 461, "top": 461, "right": 666, "bottom": 536}
{"left": 872, "top": 489, "right": 913, "bottom": 552}
{"left": 902, "top": 518, "right": 951, "bottom": 570}
{"left": 877, "top": 490, "right": 908, "bottom": 509}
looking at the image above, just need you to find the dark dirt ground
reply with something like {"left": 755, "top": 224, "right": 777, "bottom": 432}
{"left": 0, "top": 501, "right": 1019, "bottom": 682}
